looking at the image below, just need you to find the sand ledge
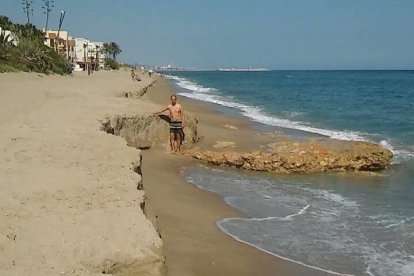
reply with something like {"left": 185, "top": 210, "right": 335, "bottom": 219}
{"left": 0, "top": 71, "right": 165, "bottom": 275}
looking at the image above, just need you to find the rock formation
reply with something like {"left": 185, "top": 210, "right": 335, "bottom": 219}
{"left": 183, "top": 140, "right": 393, "bottom": 173}
{"left": 101, "top": 114, "right": 392, "bottom": 174}
{"left": 100, "top": 114, "right": 199, "bottom": 149}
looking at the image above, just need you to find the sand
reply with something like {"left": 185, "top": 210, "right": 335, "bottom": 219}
{"left": 0, "top": 71, "right": 164, "bottom": 275}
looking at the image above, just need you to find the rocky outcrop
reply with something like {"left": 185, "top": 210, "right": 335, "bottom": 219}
{"left": 100, "top": 114, "right": 199, "bottom": 149}
{"left": 100, "top": 114, "right": 392, "bottom": 174}
{"left": 183, "top": 140, "right": 393, "bottom": 173}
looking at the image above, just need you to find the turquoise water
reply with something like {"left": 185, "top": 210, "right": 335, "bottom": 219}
{"left": 167, "top": 71, "right": 414, "bottom": 276}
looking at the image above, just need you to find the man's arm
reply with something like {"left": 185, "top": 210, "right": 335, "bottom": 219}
{"left": 153, "top": 106, "right": 169, "bottom": 116}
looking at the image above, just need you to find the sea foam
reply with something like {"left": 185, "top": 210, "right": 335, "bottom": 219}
{"left": 216, "top": 219, "right": 356, "bottom": 276}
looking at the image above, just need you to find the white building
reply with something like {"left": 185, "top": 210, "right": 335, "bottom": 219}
{"left": 74, "top": 38, "right": 105, "bottom": 70}
{"left": 42, "top": 30, "right": 106, "bottom": 71}
{"left": 0, "top": 27, "right": 19, "bottom": 46}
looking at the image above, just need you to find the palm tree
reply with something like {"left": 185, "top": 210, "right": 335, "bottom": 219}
{"left": 109, "top": 42, "right": 122, "bottom": 60}
{"left": 102, "top": 42, "right": 111, "bottom": 58}
{"left": 102, "top": 42, "right": 122, "bottom": 60}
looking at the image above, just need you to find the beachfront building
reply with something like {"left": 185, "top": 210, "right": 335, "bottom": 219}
{"left": 74, "top": 37, "right": 88, "bottom": 69}
{"left": 42, "top": 30, "right": 106, "bottom": 71}
{"left": 74, "top": 38, "right": 105, "bottom": 71}
{"left": 44, "top": 30, "right": 75, "bottom": 61}
{"left": 90, "top": 41, "right": 105, "bottom": 70}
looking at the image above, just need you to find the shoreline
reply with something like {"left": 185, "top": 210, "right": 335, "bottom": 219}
{"left": 143, "top": 76, "right": 331, "bottom": 275}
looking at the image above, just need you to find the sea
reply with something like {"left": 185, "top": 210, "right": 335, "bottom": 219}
{"left": 165, "top": 70, "right": 414, "bottom": 276}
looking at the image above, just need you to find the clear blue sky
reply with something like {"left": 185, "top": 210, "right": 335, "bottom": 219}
{"left": 2, "top": 0, "right": 414, "bottom": 69}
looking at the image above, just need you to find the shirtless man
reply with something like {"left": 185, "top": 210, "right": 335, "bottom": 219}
{"left": 153, "top": 95, "right": 184, "bottom": 153}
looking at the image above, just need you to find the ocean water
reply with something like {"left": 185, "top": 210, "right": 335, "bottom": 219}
{"left": 166, "top": 71, "right": 414, "bottom": 276}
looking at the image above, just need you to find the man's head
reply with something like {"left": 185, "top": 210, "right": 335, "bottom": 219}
{"left": 171, "top": 94, "right": 177, "bottom": 105}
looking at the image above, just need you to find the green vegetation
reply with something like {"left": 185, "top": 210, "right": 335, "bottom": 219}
{"left": 103, "top": 42, "right": 122, "bottom": 60}
{"left": 104, "top": 58, "right": 120, "bottom": 70}
{"left": 0, "top": 13, "right": 124, "bottom": 74}
{"left": 102, "top": 42, "right": 122, "bottom": 70}
{"left": 0, "top": 15, "right": 71, "bottom": 74}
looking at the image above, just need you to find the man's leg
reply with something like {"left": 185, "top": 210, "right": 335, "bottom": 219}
{"left": 173, "top": 132, "right": 180, "bottom": 153}
{"left": 169, "top": 132, "right": 175, "bottom": 153}
{"left": 176, "top": 131, "right": 182, "bottom": 153}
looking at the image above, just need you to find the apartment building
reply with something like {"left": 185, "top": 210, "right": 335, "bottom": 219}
{"left": 43, "top": 30, "right": 106, "bottom": 71}
{"left": 74, "top": 38, "right": 105, "bottom": 70}
{"left": 44, "top": 30, "right": 74, "bottom": 58}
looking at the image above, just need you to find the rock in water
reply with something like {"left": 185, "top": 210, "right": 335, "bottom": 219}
{"left": 182, "top": 140, "right": 393, "bottom": 174}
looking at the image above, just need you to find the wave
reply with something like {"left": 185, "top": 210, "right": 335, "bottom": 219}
{"left": 216, "top": 219, "right": 355, "bottom": 276}
{"left": 300, "top": 187, "right": 360, "bottom": 209}
{"left": 226, "top": 204, "right": 311, "bottom": 222}
{"left": 281, "top": 110, "right": 305, "bottom": 118}
{"left": 380, "top": 140, "right": 414, "bottom": 164}
{"left": 379, "top": 216, "right": 414, "bottom": 229}
{"left": 166, "top": 75, "right": 414, "bottom": 160}
{"left": 285, "top": 203, "right": 311, "bottom": 219}
{"left": 167, "top": 75, "right": 216, "bottom": 93}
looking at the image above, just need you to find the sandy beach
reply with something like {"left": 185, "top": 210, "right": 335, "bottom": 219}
{"left": 1, "top": 1, "right": 411, "bottom": 274}
{"left": 0, "top": 71, "right": 164, "bottom": 275}
{"left": 0, "top": 70, "right": 329, "bottom": 275}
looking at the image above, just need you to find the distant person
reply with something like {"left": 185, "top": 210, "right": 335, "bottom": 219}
{"left": 131, "top": 69, "right": 135, "bottom": 80}
{"left": 130, "top": 68, "right": 141, "bottom": 81}
{"left": 153, "top": 95, "right": 184, "bottom": 154}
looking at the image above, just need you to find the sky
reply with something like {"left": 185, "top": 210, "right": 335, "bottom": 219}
{"left": 1, "top": 0, "right": 414, "bottom": 69}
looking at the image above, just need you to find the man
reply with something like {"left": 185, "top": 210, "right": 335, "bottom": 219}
{"left": 130, "top": 68, "right": 135, "bottom": 81}
{"left": 153, "top": 94, "right": 184, "bottom": 154}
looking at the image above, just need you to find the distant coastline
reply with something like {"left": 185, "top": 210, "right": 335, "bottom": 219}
{"left": 217, "top": 67, "right": 270, "bottom": 72}
{"left": 155, "top": 67, "right": 271, "bottom": 72}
